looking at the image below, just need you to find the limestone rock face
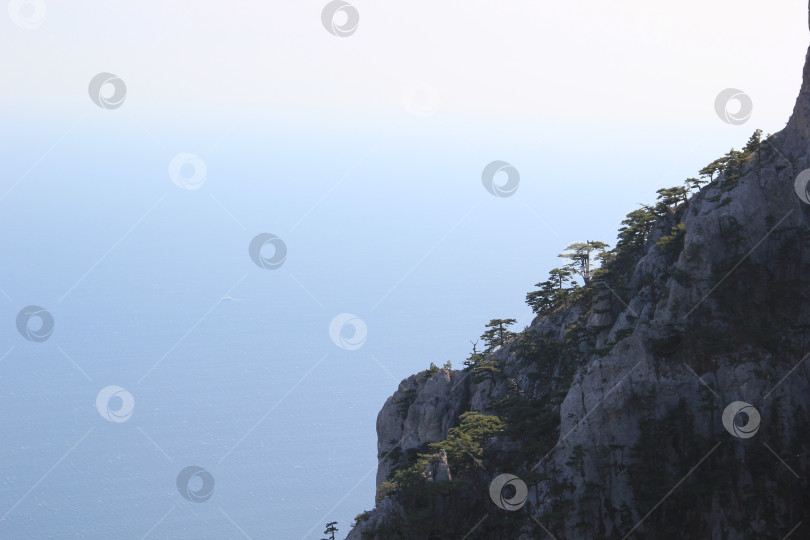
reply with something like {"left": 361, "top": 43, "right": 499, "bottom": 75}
{"left": 345, "top": 496, "right": 406, "bottom": 540}
{"left": 374, "top": 368, "right": 470, "bottom": 488}
{"left": 423, "top": 449, "right": 451, "bottom": 482}
{"left": 782, "top": 2, "right": 810, "bottom": 160}
{"left": 351, "top": 9, "right": 810, "bottom": 539}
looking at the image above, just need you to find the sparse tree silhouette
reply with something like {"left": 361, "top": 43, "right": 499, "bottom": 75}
{"left": 697, "top": 139, "right": 758, "bottom": 185}
{"left": 558, "top": 241, "right": 609, "bottom": 285}
{"left": 685, "top": 177, "right": 707, "bottom": 192}
{"left": 321, "top": 521, "right": 338, "bottom": 540}
{"left": 722, "top": 148, "right": 746, "bottom": 181}
{"left": 526, "top": 279, "right": 556, "bottom": 314}
{"left": 463, "top": 339, "right": 483, "bottom": 369}
{"left": 743, "top": 128, "right": 763, "bottom": 154}
{"left": 548, "top": 267, "right": 573, "bottom": 290}
{"left": 526, "top": 267, "right": 575, "bottom": 314}
{"left": 654, "top": 186, "right": 689, "bottom": 214}
{"left": 617, "top": 208, "right": 656, "bottom": 252}
{"left": 480, "top": 318, "right": 517, "bottom": 352}
{"left": 698, "top": 156, "right": 729, "bottom": 182}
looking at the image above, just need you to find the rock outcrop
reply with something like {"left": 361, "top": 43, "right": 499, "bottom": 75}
{"left": 374, "top": 368, "right": 471, "bottom": 488}
{"left": 424, "top": 450, "right": 452, "bottom": 483}
{"left": 782, "top": 2, "right": 810, "bottom": 160}
{"left": 349, "top": 7, "right": 810, "bottom": 539}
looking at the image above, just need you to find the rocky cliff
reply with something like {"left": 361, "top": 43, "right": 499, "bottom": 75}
{"left": 348, "top": 8, "right": 810, "bottom": 539}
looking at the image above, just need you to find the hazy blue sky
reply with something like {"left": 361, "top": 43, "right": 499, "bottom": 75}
{"left": 1, "top": 1, "right": 808, "bottom": 538}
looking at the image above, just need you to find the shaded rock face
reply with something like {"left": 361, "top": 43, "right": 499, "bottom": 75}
{"left": 351, "top": 11, "right": 810, "bottom": 540}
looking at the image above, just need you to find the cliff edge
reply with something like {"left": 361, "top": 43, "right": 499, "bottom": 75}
{"left": 349, "top": 7, "right": 810, "bottom": 539}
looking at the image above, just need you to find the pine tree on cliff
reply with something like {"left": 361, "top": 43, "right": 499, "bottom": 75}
{"left": 654, "top": 186, "right": 689, "bottom": 213}
{"left": 526, "top": 267, "right": 575, "bottom": 314}
{"left": 320, "top": 521, "right": 338, "bottom": 540}
{"left": 480, "top": 318, "right": 517, "bottom": 352}
{"left": 463, "top": 339, "right": 483, "bottom": 369}
{"left": 549, "top": 267, "right": 573, "bottom": 290}
{"left": 685, "top": 177, "right": 707, "bottom": 192}
{"left": 558, "top": 240, "right": 609, "bottom": 284}
{"left": 743, "top": 128, "right": 763, "bottom": 154}
{"left": 617, "top": 208, "right": 656, "bottom": 251}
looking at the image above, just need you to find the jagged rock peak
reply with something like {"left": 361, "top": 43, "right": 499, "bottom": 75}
{"left": 783, "top": 1, "right": 810, "bottom": 154}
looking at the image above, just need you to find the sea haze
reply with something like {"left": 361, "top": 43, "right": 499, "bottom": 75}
{"left": 0, "top": 114, "right": 772, "bottom": 538}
